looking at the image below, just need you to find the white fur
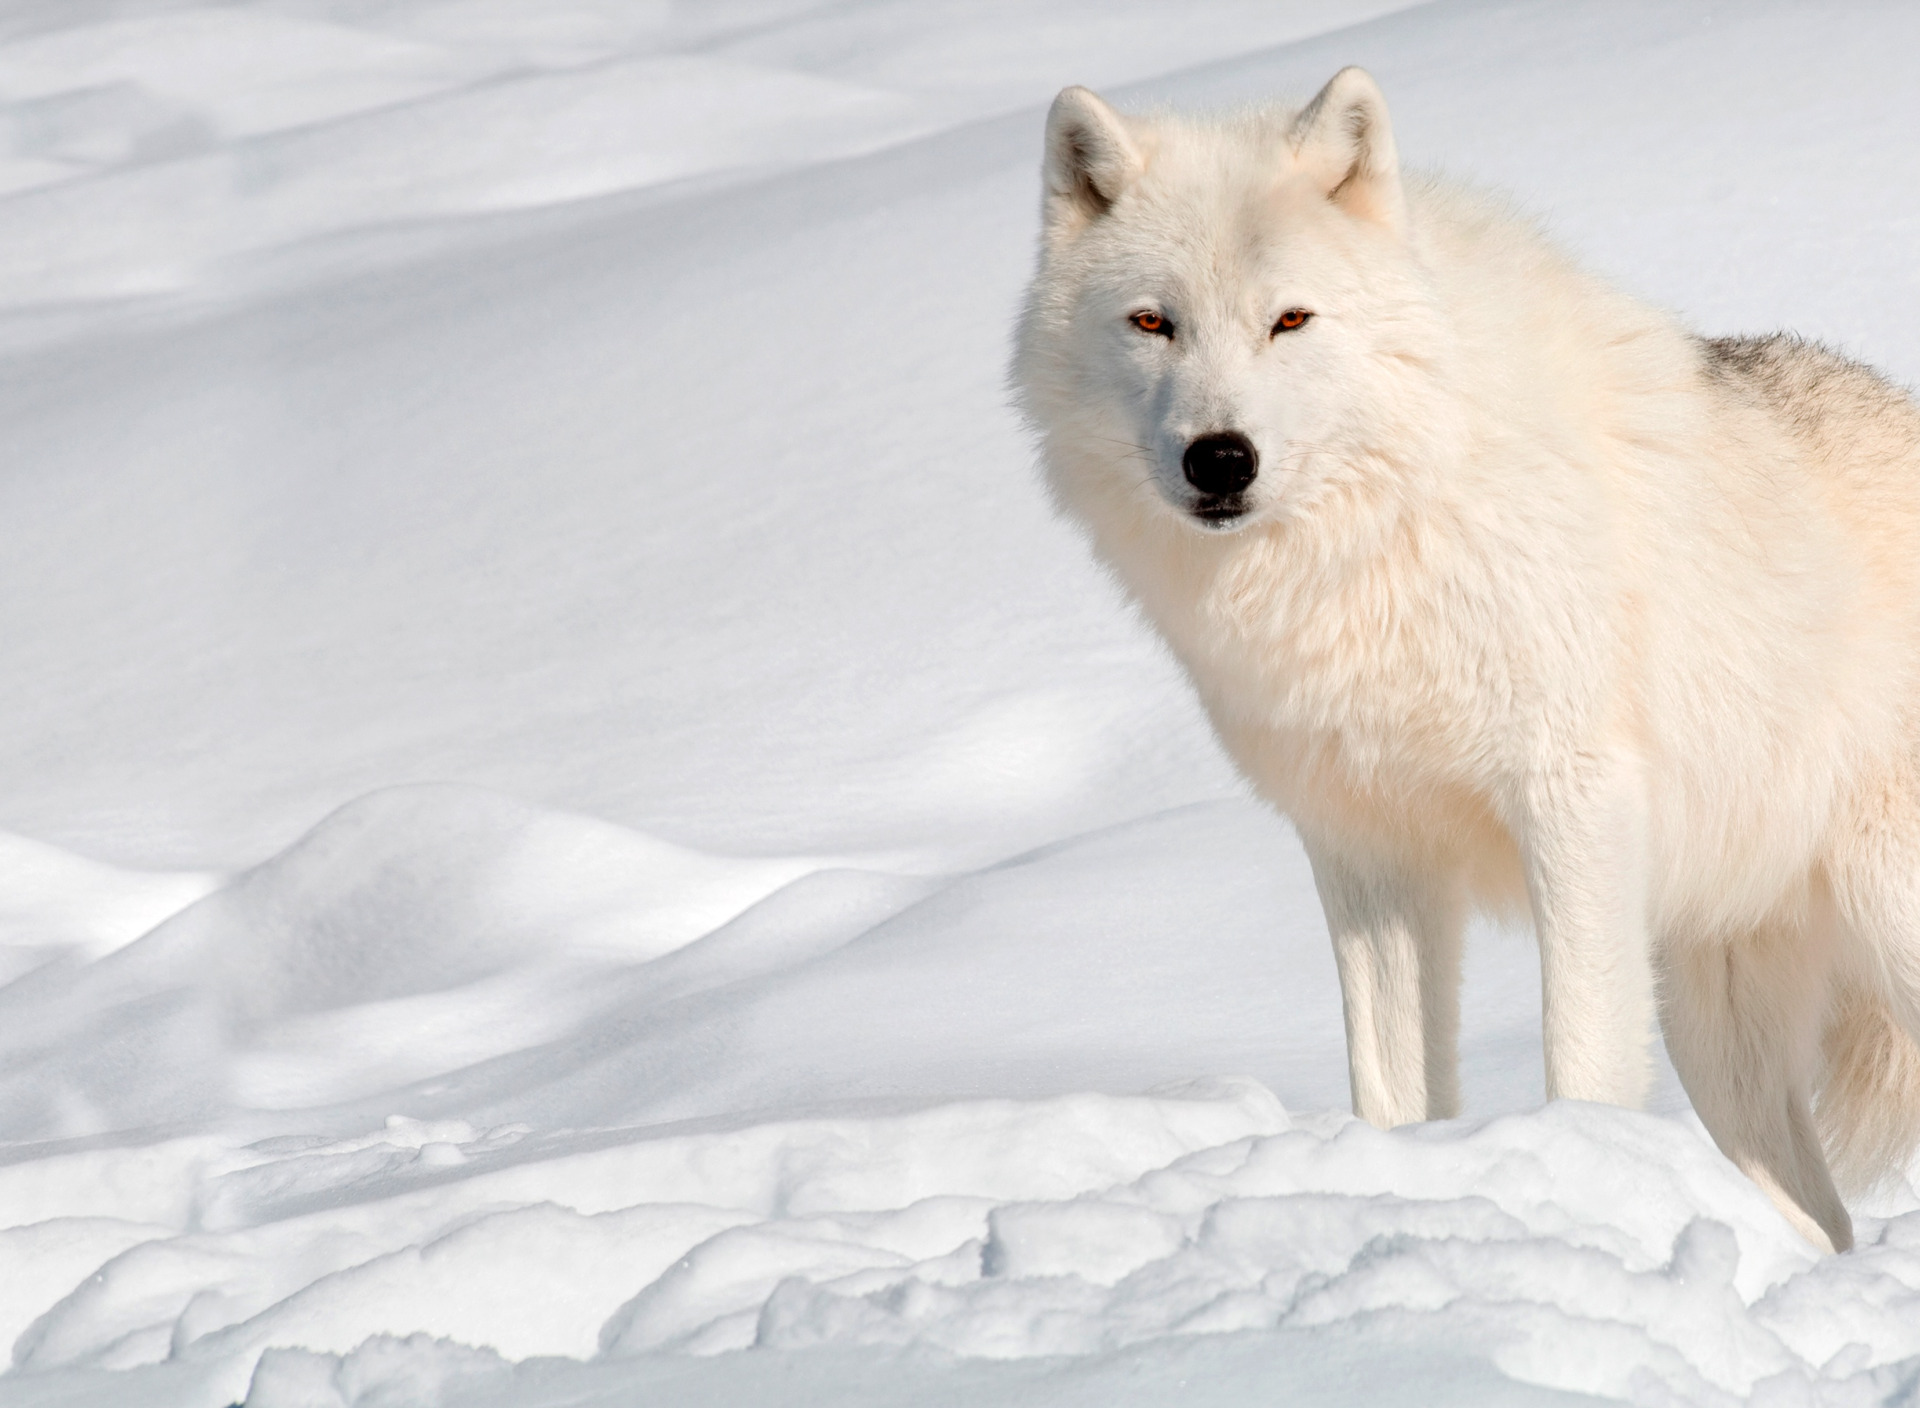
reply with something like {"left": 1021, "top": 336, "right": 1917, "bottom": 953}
{"left": 1013, "top": 69, "right": 1920, "bottom": 1253}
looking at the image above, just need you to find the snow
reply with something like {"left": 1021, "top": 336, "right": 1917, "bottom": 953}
{"left": 4, "top": 1, "right": 1920, "bottom": 1404}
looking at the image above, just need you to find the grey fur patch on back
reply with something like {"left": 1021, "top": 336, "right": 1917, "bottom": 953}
{"left": 1698, "top": 332, "right": 1920, "bottom": 443}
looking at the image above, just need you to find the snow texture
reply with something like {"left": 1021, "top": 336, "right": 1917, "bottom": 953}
{"left": 4, "top": 2, "right": 1920, "bottom": 1405}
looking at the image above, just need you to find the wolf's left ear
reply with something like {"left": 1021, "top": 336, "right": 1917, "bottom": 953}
{"left": 1290, "top": 67, "right": 1404, "bottom": 233}
{"left": 1043, "top": 87, "right": 1145, "bottom": 236}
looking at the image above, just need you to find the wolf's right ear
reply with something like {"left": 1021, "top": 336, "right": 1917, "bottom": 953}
{"left": 1042, "top": 87, "right": 1145, "bottom": 236}
{"left": 1290, "top": 67, "right": 1404, "bottom": 234}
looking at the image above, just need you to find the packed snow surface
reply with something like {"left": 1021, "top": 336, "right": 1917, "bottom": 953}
{"left": 5, "top": 2, "right": 1920, "bottom": 1405}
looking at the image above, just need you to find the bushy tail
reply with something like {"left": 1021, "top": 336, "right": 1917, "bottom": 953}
{"left": 1817, "top": 984, "right": 1920, "bottom": 1198}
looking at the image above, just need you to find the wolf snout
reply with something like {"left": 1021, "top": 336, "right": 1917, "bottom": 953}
{"left": 1182, "top": 432, "right": 1258, "bottom": 496}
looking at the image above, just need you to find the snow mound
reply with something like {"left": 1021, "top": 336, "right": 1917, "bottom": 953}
{"left": 9, "top": 1078, "right": 1920, "bottom": 1406}
{"left": 168, "top": 782, "right": 812, "bottom": 1022}
{"left": 0, "top": 830, "right": 215, "bottom": 973}
{"left": 171, "top": 1091, "right": 1918, "bottom": 1407}
{"left": 0, "top": 784, "right": 814, "bottom": 1140}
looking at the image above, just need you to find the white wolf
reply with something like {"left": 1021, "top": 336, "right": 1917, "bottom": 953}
{"left": 1012, "top": 67, "right": 1920, "bottom": 1252}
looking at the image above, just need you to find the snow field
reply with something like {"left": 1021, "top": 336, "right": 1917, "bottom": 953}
{"left": 0, "top": 0, "right": 1415, "bottom": 316}
{"left": 6, "top": 0, "right": 1920, "bottom": 1404}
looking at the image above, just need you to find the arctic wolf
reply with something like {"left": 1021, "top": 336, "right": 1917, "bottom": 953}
{"left": 1012, "top": 67, "right": 1920, "bottom": 1252}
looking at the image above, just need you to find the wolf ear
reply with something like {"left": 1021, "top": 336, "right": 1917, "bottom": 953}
{"left": 1290, "top": 67, "right": 1404, "bottom": 233}
{"left": 1042, "top": 87, "right": 1145, "bottom": 235}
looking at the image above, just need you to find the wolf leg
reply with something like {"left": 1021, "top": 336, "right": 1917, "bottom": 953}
{"left": 1521, "top": 763, "right": 1656, "bottom": 1109}
{"left": 1306, "top": 848, "right": 1464, "bottom": 1126}
{"left": 1823, "top": 780, "right": 1920, "bottom": 1192}
{"left": 1814, "top": 983, "right": 1920, "bottom": 1202}
{"left": 1661, "top": 925, "right": 1851, "bottom": 1253}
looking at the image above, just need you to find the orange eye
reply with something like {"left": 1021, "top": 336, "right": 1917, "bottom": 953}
{"left": 1129, "top": 310, "right": 1171, "bottom": 336}
{"left": 1272, "top": 308, "right": 1312, "bottom": 334}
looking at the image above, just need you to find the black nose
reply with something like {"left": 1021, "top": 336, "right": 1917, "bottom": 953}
{"left": 1182, "top": 432, "right": 1258, "bottom": 496}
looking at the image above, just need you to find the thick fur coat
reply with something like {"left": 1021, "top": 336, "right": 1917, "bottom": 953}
{"left": 1012, "top": 68, "right": 1920, "bottom": 1252}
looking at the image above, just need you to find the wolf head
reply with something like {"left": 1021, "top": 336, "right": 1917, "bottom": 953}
{"left": 1013, "top": 69, "right": 1449, "bottom": 541}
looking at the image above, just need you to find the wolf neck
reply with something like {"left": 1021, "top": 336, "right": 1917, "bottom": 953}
{"left": 1093, "top": 442, "right": 1477, "bottom": 726}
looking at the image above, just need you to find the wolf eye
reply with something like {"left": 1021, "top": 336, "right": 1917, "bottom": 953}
{"left": 1129, "top": 310, "right": 1173, "bottom": 337}
{"left": 1271, "top": 308, "right": 1312, "bottom": 334}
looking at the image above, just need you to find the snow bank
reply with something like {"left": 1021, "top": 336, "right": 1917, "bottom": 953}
{"left": 12, "top": 1080, "right": 1920, "bottom": 1408}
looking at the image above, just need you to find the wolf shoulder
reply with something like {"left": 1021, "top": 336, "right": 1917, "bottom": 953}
{"left": 1407, "top": 174, "right": 1920, "bottom": 517}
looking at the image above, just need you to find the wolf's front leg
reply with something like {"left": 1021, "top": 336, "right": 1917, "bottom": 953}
{"left": 1521, "top": 765, "right": 1657, "bottom": 1108}
{"left": 1306, "top": 848, "right": 1465, "bottom": 1126}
